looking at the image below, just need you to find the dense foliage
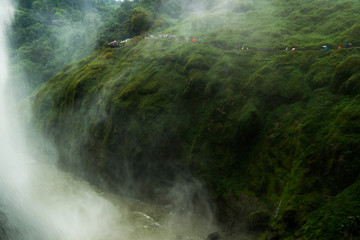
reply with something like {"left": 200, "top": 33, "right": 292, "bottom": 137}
{"left": 10, "top": 0, "right": 140, "bottom": 93}
{"left": 26, "top": 0, "right": 360, "bottom": 239}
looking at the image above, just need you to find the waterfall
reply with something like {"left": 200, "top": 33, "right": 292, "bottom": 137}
{"left": 0, "top": 2, "right": 219, "bottom": 240}
{"left": 0, "top": 2, "right": 126, "bottom": 239}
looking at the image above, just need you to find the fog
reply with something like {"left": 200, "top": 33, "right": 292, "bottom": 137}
{"left": 0, "top": 1, "right": 222, "bottom": 240}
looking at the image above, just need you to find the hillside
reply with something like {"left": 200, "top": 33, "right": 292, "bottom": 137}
{"left": 9, "top": 0, "right": 137, "bottom": 93}
{"left": 31, "top": 0, "right": 360, "bottom": 239}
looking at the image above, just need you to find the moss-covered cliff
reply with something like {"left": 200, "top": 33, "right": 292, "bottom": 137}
{"left": 31, "top": 0, "right": 360, "bottom": 239}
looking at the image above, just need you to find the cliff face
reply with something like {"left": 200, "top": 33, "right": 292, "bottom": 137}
{"left": 31, "top": 0, "right": 360, "bottom": 239}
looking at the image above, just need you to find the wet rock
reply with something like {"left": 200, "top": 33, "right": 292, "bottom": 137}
{"left": 206, "top": 232, "right": 220, "bottom": 240}
{"left": 266, "top": 229, "right": 280, "bottom": 240}
{"left": 218, "top": 192, "right": 267, "bottom": 232}
{"left": 247, "top": 210, "right": 271, "bottom": 229}
{"left": 282, "top": 209, "right": 297, "bottom": 229}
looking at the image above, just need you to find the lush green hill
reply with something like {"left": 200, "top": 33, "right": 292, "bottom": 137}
{"left": 31, "top": 0, "right": 360, "bottom": 239}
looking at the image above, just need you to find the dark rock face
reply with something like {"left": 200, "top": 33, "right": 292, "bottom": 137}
{"left": 206, "top": 232, "right": 220, "bottom": 240}
{"left": 266, "top": 230, "right": 280, "bottom": 240}
{"left": 217, "top": 192, "right": 267, "bottom": 233}
{"left": 247, "top": 210, "right": 271, "bottom": 229}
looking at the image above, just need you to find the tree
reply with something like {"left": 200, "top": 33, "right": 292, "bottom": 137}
{"left": 130, "top": 6, "right": 154, "bottom": 34}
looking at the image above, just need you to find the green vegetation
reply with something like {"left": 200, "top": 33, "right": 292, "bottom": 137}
{"left": 24, "top": 0, "right": 360, "bottom": 239}
{"left": 10, "top": 0, "right": 140, "bottom": 93}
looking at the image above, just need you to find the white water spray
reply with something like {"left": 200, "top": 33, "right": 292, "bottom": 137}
{"left": 0, "top": 3, "right": 127, "bottom": 239}
{"left": 0, "top": 1, "right": 220, "bottom": 240}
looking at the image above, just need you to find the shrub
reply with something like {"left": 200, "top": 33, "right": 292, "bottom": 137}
{"left": 332, "top": 56, "right": 360, "bottom": 93}
{"left": 130, "top": 7, "right": 154, "bottom": 35}
{"left": 346, "top": 22, "right": 360, "bottom": 46}
{"left": 340, "top": 73, "right": 360, "bottom": 95}
{"left": 185, "top": 55, "right": 211, "bottom": 72}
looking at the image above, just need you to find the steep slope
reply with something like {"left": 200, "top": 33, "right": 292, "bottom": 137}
{"left": 32, "top": 0, "right": 360, "bottom": 239}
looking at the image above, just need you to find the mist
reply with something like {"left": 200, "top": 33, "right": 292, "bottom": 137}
{"left": 9, "top": 0, "right": 360, "bottom": 239}
{"left": 10, "top": 0, "right": 106, "bottom": 94}
{"left": 1, "top": 1, "right": 223, "bottom": 240}
{"left": 1, "top": 2, "right": 125, "bottom": 239}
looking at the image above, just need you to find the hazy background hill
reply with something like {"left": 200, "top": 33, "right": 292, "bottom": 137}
{"left": 11, "top": 0, "right": 360, "bottom": 239}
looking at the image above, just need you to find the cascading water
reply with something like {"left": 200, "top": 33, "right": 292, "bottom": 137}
{"left": 0, "top": 3, "right": 126, "bottom": 239}
{"left": 0, "top": 1, "right": 220, "bottom": 240}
